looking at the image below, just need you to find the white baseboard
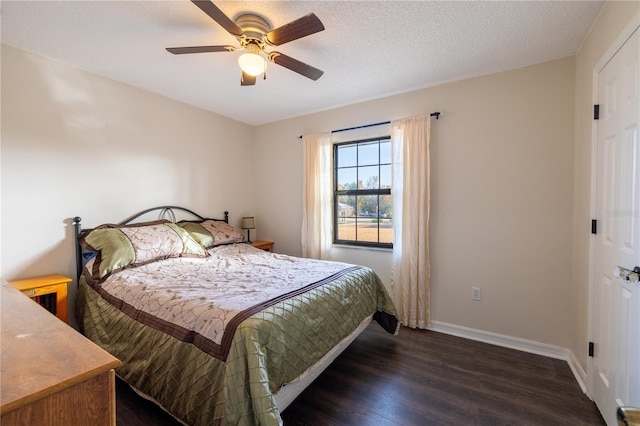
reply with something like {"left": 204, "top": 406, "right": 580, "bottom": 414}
{"left": 428, "top": 321, "right": 587, "bottom": 393}
{"left": 567, "top": 350, "right": 588, "bottom": 394}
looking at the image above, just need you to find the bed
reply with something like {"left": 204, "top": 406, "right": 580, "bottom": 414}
{"left": 73, "top": 206, "right": 398, "bottom": 426}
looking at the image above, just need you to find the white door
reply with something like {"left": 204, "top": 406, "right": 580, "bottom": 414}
{"left": 592, "top": 26, "right": 640, "bottom": 426}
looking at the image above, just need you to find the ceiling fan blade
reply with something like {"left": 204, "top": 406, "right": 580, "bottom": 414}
{"left": 241, "top": 72, "right": 256, "bottom": 86}
{"left": 166, "top": 45, "right": 235, "bottom": 54}
{"left": 269, "top": 52, "right": 324, "bottom": 81}
{"left": 191, "top": 0, "right": 243, "bottom": 37}
{"left": 265, "top": 13, "right": 324, "bottom": 46}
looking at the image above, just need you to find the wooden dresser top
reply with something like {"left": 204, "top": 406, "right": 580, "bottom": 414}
{"left": 1, "top": 281, "right": 120, "bottom": 414}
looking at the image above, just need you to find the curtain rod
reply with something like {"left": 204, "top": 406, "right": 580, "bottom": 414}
{"left": 298, "top": 111, "right": 440, "bottom": 140}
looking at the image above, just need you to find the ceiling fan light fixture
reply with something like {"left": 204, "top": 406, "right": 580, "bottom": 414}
{"left": 167, "top": 1, "right": 325, "bottom": 85}
{"left": 238, "top": 51, "right": 266, "bottom": 77}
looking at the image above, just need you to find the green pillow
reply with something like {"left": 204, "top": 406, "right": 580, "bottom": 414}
{"left": 179, "top": 222, "right": 215, "bottom": 248}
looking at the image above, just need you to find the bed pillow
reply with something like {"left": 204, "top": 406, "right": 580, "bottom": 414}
{"left": 79, "top": 220, "right": 208, "bottom": 282}
{"left": 179, "top": 222, "right": 215, "bottom": 248}
{"left": 200, "top": 220, "right": 245, "bottom": 246}
{"left": 179, "top": 219, "right": 244, "bottom": 247}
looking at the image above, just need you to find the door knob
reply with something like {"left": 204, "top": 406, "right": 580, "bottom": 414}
{"left": 617, "top": 406, "right": 640, "bottom": 425}
{"left": 613, "top": 266, "right": 640, "bottom": 283}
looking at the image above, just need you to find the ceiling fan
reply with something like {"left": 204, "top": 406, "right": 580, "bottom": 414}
{"left": 167, "top": 0, "right": 325, "bottom": 86}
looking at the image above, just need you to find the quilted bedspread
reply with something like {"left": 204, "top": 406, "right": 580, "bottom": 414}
{"left": 77, "top": 244, "right": 398, "bottom": 425}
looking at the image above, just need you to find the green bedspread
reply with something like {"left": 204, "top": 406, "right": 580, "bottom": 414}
{"left": 77, "top": 258, "right": 397, "bottom": 425}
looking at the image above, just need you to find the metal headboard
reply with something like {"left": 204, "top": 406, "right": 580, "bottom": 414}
{"left": 73, "top": 206, "right": 229, "bottom": 281}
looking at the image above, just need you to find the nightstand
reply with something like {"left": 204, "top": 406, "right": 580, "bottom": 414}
{"left": 251, "top": 240, "right": 274, "bottom": 252}
{"left": 8, "top": 274, "right": 71, "bottom": 323}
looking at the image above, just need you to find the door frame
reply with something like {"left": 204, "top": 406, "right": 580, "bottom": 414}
{"left": 586, "top": 11, "right": 640, "bottom": 400}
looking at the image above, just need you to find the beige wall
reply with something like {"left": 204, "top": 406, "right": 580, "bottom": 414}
{"left": 0, "top": 45, "right": 255, "bottom": 326}
{"left": 571, "top": 2, "right": 640, "bottom": 369}
{"left": 2, "top": 1, "right": 636, "bottom": 369}
{"left": 253, "top": 57, "right": 576, "bottom": 349}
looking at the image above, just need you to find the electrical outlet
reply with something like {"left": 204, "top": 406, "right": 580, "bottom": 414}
{"left": 471, "top": 287, "right": 481, "bottom": 301}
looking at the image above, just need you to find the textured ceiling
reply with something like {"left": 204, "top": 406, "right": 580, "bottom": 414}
{"left": 1, "top": 1, "right": 604, "bottom": 126}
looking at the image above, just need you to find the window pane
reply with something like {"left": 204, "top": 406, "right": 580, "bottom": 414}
{"left": 356, "top": 194, "right": 380, "bottom": 243}
{"left": 337, "top": 167, "right": 357, "bottom": 190}
{"left": 358, "top": 166, "right": 379, "bottom": 189}
{"left": 336, "top": 195, "right": 356, "bottom": 241}
{"left": 337, "top": 145, "right": 357, "bottom": 167}
{"left": 358, "top": 141, "right": 379, "bottom": 166}
{"left": 380, "top": 194, "right": 392, "bottom": 219}
{"left": 379, "top": 223, "right": 393, "bottom": 243}
{"left": 337, "top": 220, "right": 355, "bottom": 241}
{"left": 357, "top": 195, "right": 378, "bottom": 217}
{"left": 380, "top": 140, "right": 391, "bottom": 164}
{"left": 380, "top": 164, "right": 391, "bottom": 188}
{"left": 379, "top": 194, "right": 393, "bottom": 243}
{"left": 356, "top": 218, "right": 378, "bottom": 243}
{"left": 337, "top": 195, "right": 356, "bottom": 219}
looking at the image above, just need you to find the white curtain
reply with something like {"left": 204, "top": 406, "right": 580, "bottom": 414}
{"left": 391, "top": 115, "right": 431, "bottom": 329}
{"left": 301, "top": 132, "right": 333, "bottom": 260}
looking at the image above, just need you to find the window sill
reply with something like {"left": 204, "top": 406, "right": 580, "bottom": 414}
{"left": 332, "top": 243, "right": 393, "bottom": 253}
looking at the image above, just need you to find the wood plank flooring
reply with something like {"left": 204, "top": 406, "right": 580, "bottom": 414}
{"left": 116, "top": 324, "right": 605, "bottom": 425}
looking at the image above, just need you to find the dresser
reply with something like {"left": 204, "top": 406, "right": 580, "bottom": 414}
{"left": 1, "top": 281, "right": 121, "bottom": 425}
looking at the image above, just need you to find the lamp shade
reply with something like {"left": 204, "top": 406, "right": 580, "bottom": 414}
{"left": 238, "top": 52, "right": 266, "bottom": 77}
{"left": 241, "top": 217, "right": 256, "bottom": 230}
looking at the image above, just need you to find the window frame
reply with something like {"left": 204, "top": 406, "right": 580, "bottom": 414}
{"left": 333, "top": 136, "right": 393, "bottom": 249}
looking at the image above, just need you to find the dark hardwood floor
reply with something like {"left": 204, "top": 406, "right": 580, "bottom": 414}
{"left": 116, "top": 324, "right": 605, "bottom": 425}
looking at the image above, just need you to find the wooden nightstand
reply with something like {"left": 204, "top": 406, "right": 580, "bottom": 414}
{"left": 251, "top": 240, "right": 274, "bottom": 252}
{"left": 8, "top": 274, "right": 71, "bottom": 323}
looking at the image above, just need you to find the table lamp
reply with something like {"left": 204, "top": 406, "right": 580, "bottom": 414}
{"left": 241, "top": 217, "right": 256, "bottom": 243}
